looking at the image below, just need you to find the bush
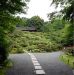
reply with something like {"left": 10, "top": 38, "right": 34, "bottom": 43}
{"left": 0, "top": 32, "right": 10, "bottom": 65}
{"left": 10, "top": 43, "right": 24, "bottom": 53}
{"left": 10, "top": 31, "right": 63, "bottom": 53}
{"left": 65, "top": 47, "right": 74, "bottom": 56}
{"left": 26, "top": 45, "right": 37, "bottom": 52}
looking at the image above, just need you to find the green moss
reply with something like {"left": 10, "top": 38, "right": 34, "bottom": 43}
{"left": 60, "top": 54, "right": 74, "bottom": 69}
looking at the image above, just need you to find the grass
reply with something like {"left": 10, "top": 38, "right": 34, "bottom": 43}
{"left": 60, "top": 54, "right": 74, "bottom": 69}
{"left": 0, "top": 59, "right": 13, "bottom": 75}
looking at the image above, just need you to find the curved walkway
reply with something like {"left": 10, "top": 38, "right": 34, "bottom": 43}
{"left": 6, "top": 52, "right": 73, "bottom": 75}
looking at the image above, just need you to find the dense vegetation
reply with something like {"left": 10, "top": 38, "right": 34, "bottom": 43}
{"left": 10, "top": 31, "right": 63, "bottom": 53}
{"left": 51, "top": 0, "right": 74, "bottom": 68}
{"left": 0, "top": 0, "right": 29, "bottom": 65}
{"left": 51, "top": 0, "right": 74, "bottom": 46}
{"left": 60, "top": 54, "right": 74, "bottom": 69}
{"left": 9, "top": 13, "right": 73, "bottom": 54}
{"left": 0, "top": 0, "right": 74, "bottom": 69}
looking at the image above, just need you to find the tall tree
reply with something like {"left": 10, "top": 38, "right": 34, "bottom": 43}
{"left": 51, "top": 0, "right": 74, "bottom": 22}
{"left": 51, "top": 0, "right": 74, "bottom": 46}
{"left": 27, "top": 16, "right": 44, "bottom": 31}
{"left": 0, "top": 0, "right": 29, "bottom": 65}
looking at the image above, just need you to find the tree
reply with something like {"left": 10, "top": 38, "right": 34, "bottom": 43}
{"left": 27, "top": 16, "right": 44, "bottom": 31}
{"left": 15, "top": 17, "right": 28, "bottom": 26}
{"left": 51, "top": 0, "right": 74, "bottom": 46}
{"left": 51, "top": 0, "right": 74, "bottom": 22}
{"left": 0, "top": 0, "right": 29, "bottom": 65}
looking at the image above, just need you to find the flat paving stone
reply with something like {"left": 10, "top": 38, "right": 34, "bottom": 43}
{"left": 32, "top": 60, "right": 38, "bottom": 62}
{"left": 30, "top": 54, "right": 36, "bottom": 58}
{"left": 32, "top": 60, "right": 38, "bottom": 63}
{"left": 34, "top": 62, "right": 40, "bottom": 66}
{"left": 33, "top": 61, "right": 39, "bottom": 64}
{"left": 35, "top": 70, "right": 45, "bottom": 75}
{"left": 32, "top": 58, "right": 37, "bottom": 61}
{"left": 35, "top": 66, "right": 42, "bottom": 70}
{"left": 32, "top": 57, "right": 36, "bottom": 59}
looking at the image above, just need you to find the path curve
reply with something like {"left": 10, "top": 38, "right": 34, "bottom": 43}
{"left": 6, "top": 51, "right": 73, "bottom": 75}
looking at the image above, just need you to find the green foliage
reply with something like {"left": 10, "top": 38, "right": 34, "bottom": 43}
{"left": 51, "top": 0, "right": 74, "bottom": 22}
{"left": 25, "top": 16, "right": 44, "bottom": 31}
{"left": 60, "top": 22, "right": 74, "bottom": 46}
{"left": 60, "top": 54, "right": 74, "bottom": 69}
{"left": 42, "top": 19, "right": 66, "bottom": 46}
{"left": 51, "top": 0, "right": 74, "bottom": 47}
{"left": 65, "top": 24, "right": 74, "bottom": 46}
{"left": 64, "top": 47, "right": 74, "bottom": 56}
{"left": 0, "top": 13, "right": 15, "bottom": 64}
{"left": 10, "top": 15, "right": 73, "bottom": 55}
{"left": 0, "top": 0, "right": 28, "bottom": 64}
{"left": 16, "top": 17, "right": 28, "bottom": 26}
{"left": 0, "top": 59, "right": 13, "bottom": 75}
{"left": 0, "top": 0, "right": 27, "bottom": 14}
{"left": 10, "top": 31, "right": 62, "bottom": 53}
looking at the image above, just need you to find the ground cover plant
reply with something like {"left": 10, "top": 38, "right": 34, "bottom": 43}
{"left": 60, "top": 54, "right": 74, "bottom": 69}
{"left": 10, "top": 30, "right": 63, "bottom": 53}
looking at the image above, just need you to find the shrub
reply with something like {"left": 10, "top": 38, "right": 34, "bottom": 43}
{"left": 26, "top": 45, "right": 37, "bottom": 52}
{"left": 65, "top": 47, "right": 74, "bottom": 56}
{"left": 16, "top": 47, "right": 24, "bottom": 53}
{"left": 0, "top": 33, "right": 10, "bottom": 65}
{"left": 10, "top": 31, "right": 63, "bottom": 53}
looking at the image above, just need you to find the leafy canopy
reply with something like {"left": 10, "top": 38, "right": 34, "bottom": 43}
{"left": 51, "top": 0, "right": 74, "bottom": 22}
{"left": 26, "top": 16, "right": 44, "bottom": 31}
{"left": 0, "top": 0, "right": 29, "bottom": 64}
